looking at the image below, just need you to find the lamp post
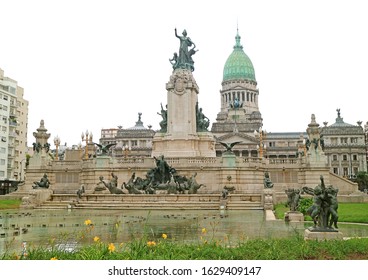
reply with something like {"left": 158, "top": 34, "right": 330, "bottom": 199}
{"left": 81, "top": 130, "right": 93, "bottom": 160}
{"left": 254, "top": 127, "right": 266, "bottom": 158}
{"left": 54, "top": 136, "right": 60, "bottom": 160}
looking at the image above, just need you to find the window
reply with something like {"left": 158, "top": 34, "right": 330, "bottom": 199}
{"left": 343, "top": 168, "right": 348, "bottom": 176}
{"left": 340, "top": 138, "right": 348, "bottom": 144}
{"left": 131, "top": 140, "right": 137, "bottom": 147}
{"left": 351, "top": 138, "right": 358, "bottom": 144}
{"left": 333, "top": 168, "right": 338, "bottom": 175}
{"left": 332, "top": 155, "right": 338, "bottom": 161}
{"left": 353, "top": 155, "right": 358, "bottom": 161}
{"left": 342, "top": 155, "right": 347, "bottom": 161}
{"left": 0, "top": 147, "right": 5, "bottom": 153}
{"left": 0, "top": 159, "right": 5, "bottom": 165}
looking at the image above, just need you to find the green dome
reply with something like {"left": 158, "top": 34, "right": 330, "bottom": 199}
{"left": 223, "top": 32, "right": 256, "bottom": 82}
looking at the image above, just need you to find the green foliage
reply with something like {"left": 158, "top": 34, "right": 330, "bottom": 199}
{"left": 26, "top": 154, "right": 31, "bottom": 167}
{"left": 356, "top": 171, "right": 368, "bottom": 192}
{"left": 3, "top": 236, "right": 368, "bottom": 260}
{"left": 297, "top": 197, "right": 313, "bottom": 215}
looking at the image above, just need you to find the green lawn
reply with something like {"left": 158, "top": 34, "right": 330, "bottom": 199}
{"left": 274, "top": 202, "right": 368, "bottom": 223}
{"left": 0, "top": 199, "right": 21, "bottom": 209}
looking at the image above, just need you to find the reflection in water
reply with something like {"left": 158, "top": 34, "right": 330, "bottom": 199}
{"left": 1, "top": 209, "right": 367, "bottom": 255}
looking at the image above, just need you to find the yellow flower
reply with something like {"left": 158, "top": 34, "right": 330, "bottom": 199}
{"left": 201, "top": 227, "right": 207, "bottom": 234}
{"left": 50, "top": 257, "right": 58, "bottom": 260}
{"left": 119, "top": 242, "right": 124, "bottom": 248}
{"left": 162, "top": 233, "right": 168, "bottom": 239}
{"left": 84, "top": 219, "right": 92, "bottom": 226}
{"left": 108, "top": 243, "right": 116, "bottom": 253}
{"left": 93, "top": 236, "right": 100, "bottom": 242}
{"left": 147, "top": 241, "right": 156, "bottom": 247}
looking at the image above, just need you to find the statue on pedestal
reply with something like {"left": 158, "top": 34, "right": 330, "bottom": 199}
{"left": 172, "top": 28, "right": 197, "bottom": 71}
{"left": 302, "top": 175, "right": 339, "bottom": 230}
{"left": 32, "top": 173, "right": 50, "bottom": 189}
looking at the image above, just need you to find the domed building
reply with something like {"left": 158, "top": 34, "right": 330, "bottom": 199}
{"left": 211, "top": 30, "right": 306, "bottom": 160}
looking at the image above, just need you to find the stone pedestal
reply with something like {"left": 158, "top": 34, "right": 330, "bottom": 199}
{"left": 222, "top": 152, "right": 236, "bottom": 168}
{"left": 20, "top": 189, "right": 53, "bottom": 209}
{"left": 284, "top": 211, "right": 304, "bottom": 222}
{"left": 304, "top": 228, "right": 343, "bottom": 241}
{"left": 96, "top": 156, "right": 111, "bottom": 168}
{"left": 263, "top": 188, "right": 274, "bottom": 210}
{"left": 152, "top": 68, "right": 216, "bottom": 158}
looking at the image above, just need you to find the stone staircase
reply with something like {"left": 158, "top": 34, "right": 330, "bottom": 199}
{"left": 34, "top": 194, "right": 223, "bottom": 210}
{"left": 225, "top": 194, "right": 263, "bottom": 210}
{"left": 33, "top": 193, "right": 264, "bottom": 210}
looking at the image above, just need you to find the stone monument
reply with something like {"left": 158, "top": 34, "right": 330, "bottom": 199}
{"left": 152, "top": 28, "right": 216, "bottom": 158}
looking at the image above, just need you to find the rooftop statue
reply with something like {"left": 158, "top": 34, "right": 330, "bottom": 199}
{"left": 172, "top": 28, "right": 197, "bottom": 71}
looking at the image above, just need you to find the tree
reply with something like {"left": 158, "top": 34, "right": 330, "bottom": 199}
{"left": 356, "top": 171, "right": 368, "bottom": 192}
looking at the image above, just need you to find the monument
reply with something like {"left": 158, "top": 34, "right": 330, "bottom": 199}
{"left": 284, "top": 188, "right": 304, "bottom": 222}
{"left": 152, "top": 28, "right": 216, "bottom": 158}
{"left": 303, "top": 175, "right": 343, "bottom": 240}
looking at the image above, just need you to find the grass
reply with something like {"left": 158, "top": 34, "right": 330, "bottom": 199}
{"left": 0, "top": 199, "right": 21, "bottom": 209}
{"left": 3, "top": 234, "right": 368, "bottom": 260}
{"left": 274, "top": 202, "right": 368, "bottom": 224}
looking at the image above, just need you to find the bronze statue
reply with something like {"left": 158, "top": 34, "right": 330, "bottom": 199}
{"left": 302, "top": 175, "right": 339, "bottom": 230}
{"left": 219, "top": 141, "right": 242, "bottom": 154}
{"left": 285, "top": 188, "right": 301, "bottom": 211}
{"left": 173, "top": 28, "right": 197, "bottom": 71}
{"left": 99, "top": 174, "right": 124, "bottom": 194}
{"left": 196, "top": 106, "right": 210, "bottom": 131}
{"left": 93, "top": 143, "right": 116, "bottom": 155}
{"left": 32, "top": 173, "right": 50, "bottom": 189}
{"left": 157, "top": 103, "right": 167, "bottom": 132}
{"left": 76, "top": 185, "right": 85, "bottom": 198}
{"left": 264, "top": 172, "right": 274, "bottom": 188}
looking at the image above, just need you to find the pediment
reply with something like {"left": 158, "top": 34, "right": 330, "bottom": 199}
{"left": 215, "top": 132, "right": 257, "bottom": 144}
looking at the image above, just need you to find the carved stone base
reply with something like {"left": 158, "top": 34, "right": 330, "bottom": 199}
{"left": 20, "top": 189, "right": 53, "bottom": 209}
{"left": 304, "top": 228, "right": 343, "bottom": 241}
{"left": 284, "top": 211, "right": 304, "bottom": 222}
{"left": 152, "top": 133, "right": 216, "bottom": 158}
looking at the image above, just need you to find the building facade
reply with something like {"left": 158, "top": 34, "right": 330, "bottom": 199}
{"left": 0, "top": 68, "right": 29, "bottom": 181}
{"left": 321, "top": 109, "right": 367, "bottom": 177}
{"left": 97, "top": 32, "right": 367, "bottom": 175}
{"left": 99, "top": 113, "right": 155, "bottom": 158}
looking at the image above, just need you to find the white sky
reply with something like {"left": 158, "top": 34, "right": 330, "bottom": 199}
{"left": 1, "top": 0, "right": 367, "bottom": 148}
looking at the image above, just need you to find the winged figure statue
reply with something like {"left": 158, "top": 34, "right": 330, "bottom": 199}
{"left": 93, "top": 143, "right": 116, "bottom": 155}
{"left": 219, "top": 141, "right": 242, "bottom": 153}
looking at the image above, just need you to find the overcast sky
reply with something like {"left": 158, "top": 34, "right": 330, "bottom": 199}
{"left": 1, "top": 0, "right": 367, "bottom": 148}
